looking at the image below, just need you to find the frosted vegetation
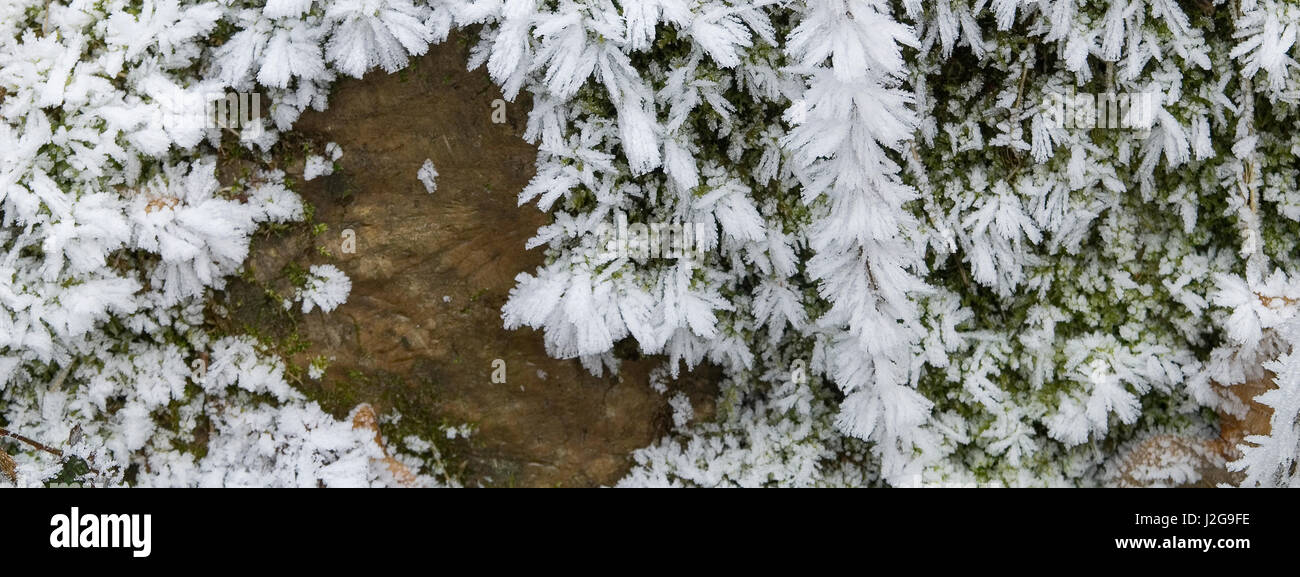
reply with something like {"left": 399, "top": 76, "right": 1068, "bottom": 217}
{"left": 2, "top": 0, "right": 1300, "bottom": 487}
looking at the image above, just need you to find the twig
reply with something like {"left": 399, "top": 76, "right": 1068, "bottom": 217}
{"left": 0, "top": 425, "right": 112, "bottom": 484}
{"left": 0, "top": 449, "right": 16, "bottom": 482}
{"left": 1011, "top": 61, "right": 1029, "bottom": 111}
{"left": 50, "top": 361, "right": 73, "bottom": 390}
{"left": 0, "top": 426, "right": 64, "bottom": 457}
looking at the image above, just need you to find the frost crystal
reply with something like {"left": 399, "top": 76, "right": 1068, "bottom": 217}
{"left": 298, "top": 264, "right": 352, "bottom": 314}
{"left": 6, "top": 0, "right": 1300, "bottom": 488}
{"left": 418, "top": 158, "right": 438, "bottom": 194}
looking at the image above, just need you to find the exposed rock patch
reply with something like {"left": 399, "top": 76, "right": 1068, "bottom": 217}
{"left": 217, "top": 34, "right": 716, "bottom": 487}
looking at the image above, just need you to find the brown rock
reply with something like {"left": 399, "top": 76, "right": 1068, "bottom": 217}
{"left": 1214, "top": 373, "right": 1276, "bottom": 453}
{"left": 350, "top": 403, "right": 420, "bottom": 487}
{"left": 1110, "top": 374, "right": 1276, "bottom": 487}
{"left": 222, "top": 33, "right": 718, "bottom": 487}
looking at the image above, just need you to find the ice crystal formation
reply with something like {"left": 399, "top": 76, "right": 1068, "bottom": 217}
{"left": 3, "top": 0, "right": 1300, "bottom": 487}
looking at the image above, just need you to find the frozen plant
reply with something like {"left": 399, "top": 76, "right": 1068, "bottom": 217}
{"left": 6, "top": 0, "right": 1300, "bottom": 488}
{"left": 297, "top": 264, "right": 352, "bottom": 314}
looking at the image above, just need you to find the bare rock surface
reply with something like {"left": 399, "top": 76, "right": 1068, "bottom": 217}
{"left": 219, "top": 35, "right": 716, "bottom": 487}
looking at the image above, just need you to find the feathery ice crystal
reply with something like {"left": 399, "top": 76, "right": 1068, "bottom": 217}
{"left": 4, "top": 0, "right": 1300, "bottom": 487}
